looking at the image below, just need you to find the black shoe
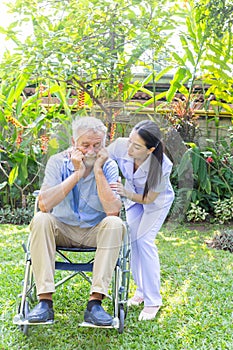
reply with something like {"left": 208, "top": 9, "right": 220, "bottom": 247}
{"left": 84, "top": 304, "right": 113, "bottom": 326}
{"left": 27, "top": 301, "right": 54, "bottom": 323}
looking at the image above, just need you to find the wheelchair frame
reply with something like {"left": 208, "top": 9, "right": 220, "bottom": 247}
{"left": 13, "top": 191, "right": 130, "bottom": 335}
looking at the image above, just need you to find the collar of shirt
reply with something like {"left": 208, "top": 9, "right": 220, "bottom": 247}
{"left": 123, "top": 152, "right": 151, "bottom": 179}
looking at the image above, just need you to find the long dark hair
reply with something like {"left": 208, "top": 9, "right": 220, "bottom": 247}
{"left": 134, "top": 120, "right": 163, "bottom": 199}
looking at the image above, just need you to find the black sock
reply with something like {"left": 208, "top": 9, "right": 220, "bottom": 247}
{"left": 40, "top": 299, "right": 53, "bottom": 308}
{"left": 87, "top": 299, "right": 101, "bottom": 311}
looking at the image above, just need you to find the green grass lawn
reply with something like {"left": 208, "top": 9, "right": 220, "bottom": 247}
{"left": 1, "top": 223, "right": 233, "bottom": 350}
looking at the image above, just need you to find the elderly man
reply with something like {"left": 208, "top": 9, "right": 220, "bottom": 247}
{"left": 27, "top": 117, "right": 125, "bottom": 326}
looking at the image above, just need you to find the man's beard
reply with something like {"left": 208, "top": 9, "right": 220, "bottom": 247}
{"left": 84, "top": 155, "right": 96, "bottom": 168}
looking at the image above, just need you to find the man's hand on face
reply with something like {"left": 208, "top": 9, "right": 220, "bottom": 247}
{"left": 94, "top": 148, "right": 108, "bottom": 171}
{"left": 70, "top": 148, "right": 86, "bottom": 176}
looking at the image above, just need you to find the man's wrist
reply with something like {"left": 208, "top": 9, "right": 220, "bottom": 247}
{"left": 94, "top": 165, "right": 103, "bottom": 175}
{"left": 72, "top": 168, "right": 84, "bottom": 180}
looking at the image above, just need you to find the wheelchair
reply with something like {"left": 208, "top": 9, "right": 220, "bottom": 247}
{"left": 13, "top": 191, "right": 130, "bottom": 335}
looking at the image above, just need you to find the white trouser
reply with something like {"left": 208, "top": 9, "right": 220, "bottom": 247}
{"left": 126, "top": 203, "right": 172, "bottom": 307}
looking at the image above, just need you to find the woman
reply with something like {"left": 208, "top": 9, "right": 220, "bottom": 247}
{"left": 107, "top": 120, "right": 174, "bottom": 321}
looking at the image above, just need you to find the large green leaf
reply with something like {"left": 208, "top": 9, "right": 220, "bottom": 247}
{"left": 6, "top": 86, "right": 15, "bottom": 106}
{"left": 8, "top": 165, "right": 19, "bottom": 186}
{"left": 191, "top": 147, "right": 200, "bottom": 175}
{"left": 14, "top": 73, "right": 30, "bottom": 100}
{"left": 177, "top": 149, "right": 193, "bottom": 177}
{"left": 198, "top": 157, "right": 208, "bottom": 188}
{"left": 16, "top": 97, "right": 23, "bottom": 116}
{"left": 180, "top": 35, "right": 195, "bottom": 66}
{"left": 20, "top": 155, "right": 28, "bottom": 180}
{"left": 166, "top": 67, "right": 187, "bottom": 102}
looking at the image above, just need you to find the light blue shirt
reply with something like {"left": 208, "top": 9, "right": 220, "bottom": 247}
{"left": 41, "top": 149, "right": 119, "bottom": 227}
{"left": 107, "top": 138, "right": 175, "bottom": 212}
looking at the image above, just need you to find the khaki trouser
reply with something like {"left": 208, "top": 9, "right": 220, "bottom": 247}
{"left": 29, "top": 212, "right": 125, "bottom": 296}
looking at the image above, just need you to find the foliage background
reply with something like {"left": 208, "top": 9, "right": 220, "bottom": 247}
{"left": 0, "top": 0, "right": 232, "bottom": 224}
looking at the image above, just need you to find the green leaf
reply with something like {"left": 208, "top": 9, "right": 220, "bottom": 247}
{"left": 166, "top": 67, "right": 187, "bottom": 102}
{"left": 16, "top": 97, "right": 23, "bottom": 116}
{"left": 166, "top": 85, "right": 178, "bottom": 102}
{"left": 198, "top": 157, "right": 208, "bottom": 186}
{"left": 204, "top": 177, "right": 211, "bottom": 195}
{"left": 211, "top": 102, "right": 233, "bottom": 114}
{"left": 180, "top": 35, "right": 195, "bottom": 66}
{"left": 20, "top": 155, "right": 28, "bottom": 180}
{"left": 141, "top": 72, "right": 154, "bottom": 87}
{"left": 191, "top": 147, "right": 200, "bottom": 174}
{"left": 0, "top": 181, "right": 7, "bottom": 190}
{"left": 14, "top": 73, "right": 30, "bottom": 100}
{"left": 6, "top": 86, "right": 15, "bottom": 106}
{"left": 206, "top": 54, "right": 231, "bottom": 72}
{"left": 172, "top": 52, "right": 186, "bottom": 66}
{"left": 177, "top": 149, "right": 193, "bottom": 177}
{"left": 49, "top": 138, "right": 59, "bottom": 150}
{"left": 8, "top": 165, "right": 19, "bottom": 186}
{"left": 152, "top": 66, "right": 173, "bottom": 84}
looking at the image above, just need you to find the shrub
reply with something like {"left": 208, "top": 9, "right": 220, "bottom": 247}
{"left": 173, "top": 127, "right": 233, "bottom": 223}
{"left": 186, "top": 201, "right": 209, "bottom": 222}
{"left": 0, "top": 206, "right": 34, "bottom": 225}
{"left": 213, "top": 197, "right": 233, "bottom": 224}
{"left": 207, "top": 228, "right": 233, "bottom": 253}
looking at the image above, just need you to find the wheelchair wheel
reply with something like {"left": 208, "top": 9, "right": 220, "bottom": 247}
{"left": 15, "top": 252, "right": 36, "bottom": 336}
{"left": 118, "top": 304, "right": 125, "bottom": 334}
{"left": 112, "top": 228, "right": 130, "bottom": 333}
{"left": 18, "top": 300, "right": 30, "bottom": 336}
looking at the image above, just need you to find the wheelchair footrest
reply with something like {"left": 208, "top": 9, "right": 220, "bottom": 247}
{"left": 13, "top": 314, "right": 54, "bottom": 326}
{"left": 79, "top": 317, "right": 119, "bottom": 329}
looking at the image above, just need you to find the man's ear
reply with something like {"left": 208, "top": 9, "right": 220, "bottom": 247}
{"left": 71, "top": 137, "right": 75, "bottom": 146}
{"left": 148, "top": 147, "right": 155, "bottom": 155}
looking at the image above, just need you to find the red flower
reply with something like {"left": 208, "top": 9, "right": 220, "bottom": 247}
{"left": 118, "top": 82, "right": 124, "bottom": 92}
{"left": 109, "top": 123, "right": 116, "bottom": 142}
{"left": 40, "top": 134, "right": 49, "bottom": 154}
{"left": 16, "top": 132, "right": 23, "bottom": 147}
{"left": 78, "top": 90, "right": 85, "bottom": 108}
{"left": 206, "top": 156, "right": 214, "bottom": 164}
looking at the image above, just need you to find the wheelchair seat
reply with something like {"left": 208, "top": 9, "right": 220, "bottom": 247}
{"left": 55, "top": 246, "right": 96, "bottom": 272}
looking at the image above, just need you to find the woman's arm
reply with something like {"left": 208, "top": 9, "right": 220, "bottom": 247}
{"left": 110, "top": 181, "right": 159, "bottom": 204}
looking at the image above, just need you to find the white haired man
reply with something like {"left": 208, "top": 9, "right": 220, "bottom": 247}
{"left": 27, "top": 117, "right": 125, "bottom": 326}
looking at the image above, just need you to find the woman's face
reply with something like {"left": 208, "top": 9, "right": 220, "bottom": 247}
{"left": 127, "top": 130, "right": 154, "bottom": 163}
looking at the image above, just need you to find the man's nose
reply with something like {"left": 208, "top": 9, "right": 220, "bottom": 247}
{"left": 86, "top": 145, "right": 96, "bottom": 153}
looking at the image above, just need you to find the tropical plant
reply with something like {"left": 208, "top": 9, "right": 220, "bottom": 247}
{"left": 213, "top": 197, "right": 233, "bottom": 224}
{"left": 186, "top": 201, "right": 209, "bottom": 222}
{"left": 207, "top": 228, "right": 233, "bottom": 253}
{"left": 0, "top": 0, "right": 175, "bottom": 120}
{"left": 154, "top": 0, "right": 233, "bottom": 142}
{"left": 162, "top": 94, "right": 202, "bottom": 142}
{"left": 173, "top": 125, "right": 233, "bottom": 222}
{"left": 0, "top": 73, "right": 74, "bottom": 209}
